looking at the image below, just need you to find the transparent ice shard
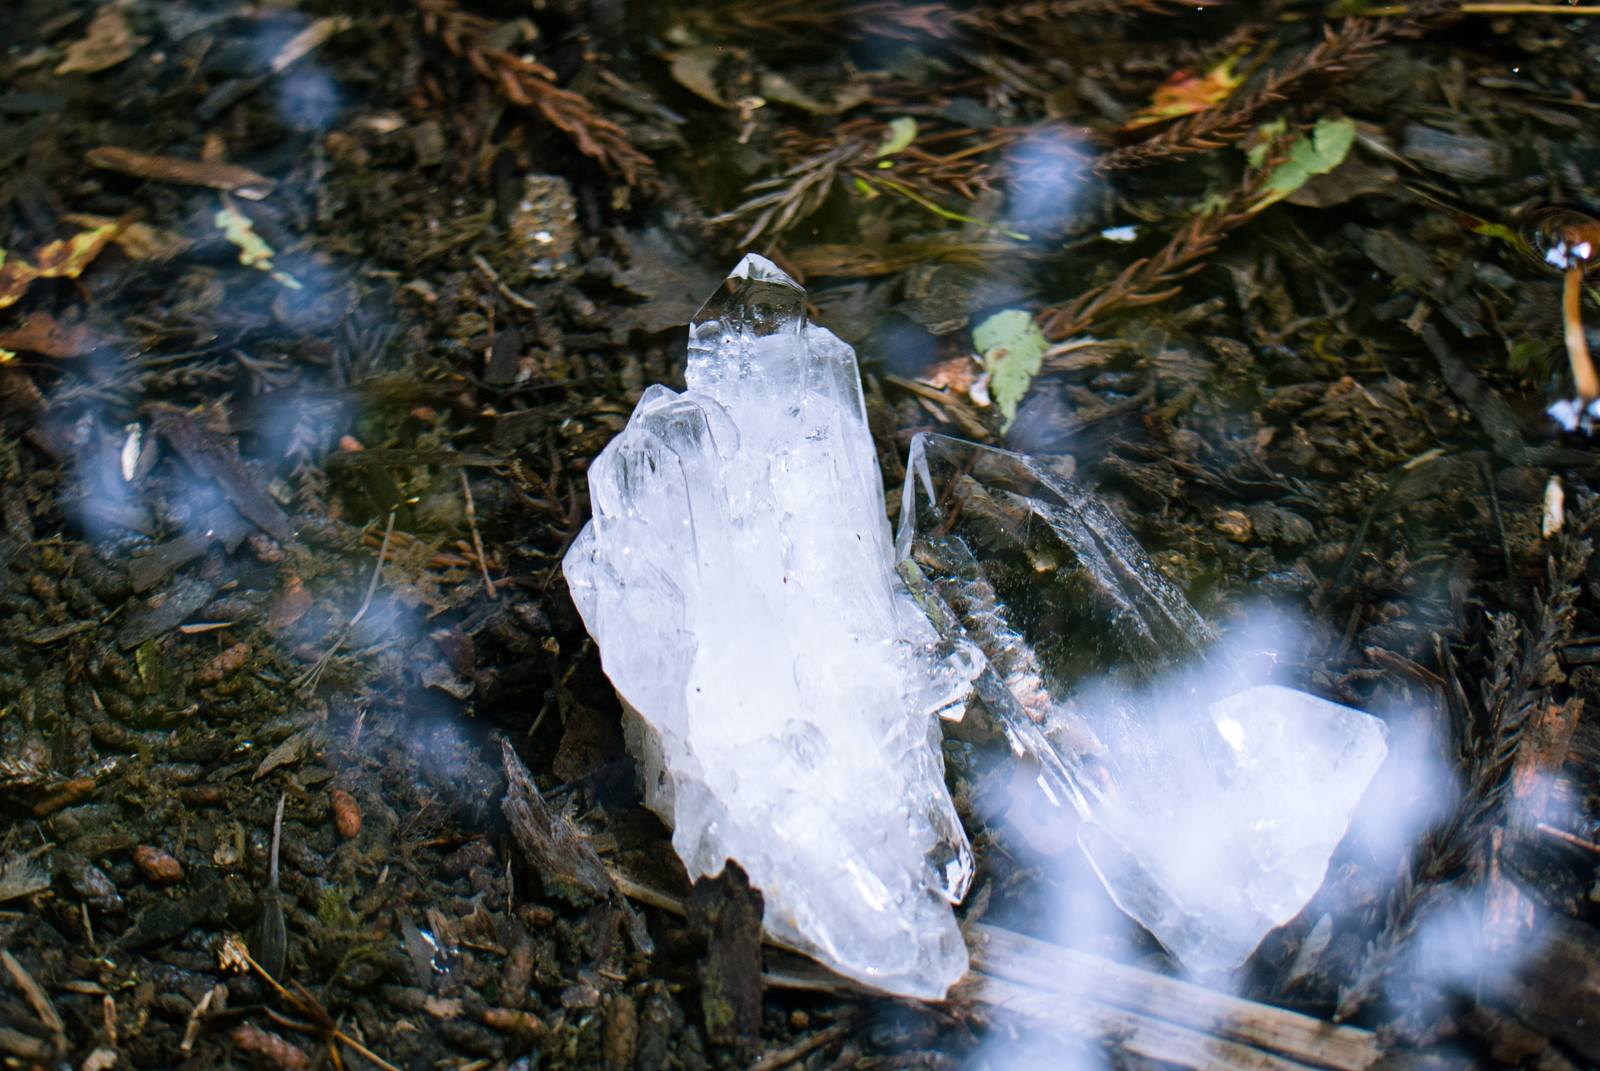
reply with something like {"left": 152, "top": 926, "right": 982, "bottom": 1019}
{"left": 565, "top": 256, "right": 979, "bottom": 998}
{"left": 896, "top": 433, "right": 1389, "bottom": 974}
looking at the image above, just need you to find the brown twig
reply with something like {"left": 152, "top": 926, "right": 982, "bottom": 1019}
{"left": 748, "top": 1020, "right": 856, "bottom": 1071}
{"left": 1095, "top": 20, "right": 1387, "bottom": 173}
{"left": 460, "top": 470, "right": 497, "bottom": 600}
{"left": 1, "top": 950, "right": 65, "bottom": 1051}
{"left": 223, "top": 936, "right": 402, "bottom": 1071}
{"left": 415, "top": 0, "right": 650, "bottom": 183}
{"left": 1036, "top": 172, "right": 1275, "bottom": 348}
{"left": 1038, "top": 210, "right": 1231, "bottom": 343}
{"left": 1036, "top": 124, "right": 1314, "bottom": 349}
{"left": 294, "top": 510, "right": 396, "bottom": 691}
{"left": 1538, "top": 822, "right": 1600, "bottom": 853}
{"left": 713, "top": 119, "right": 1002, "bottom": 245}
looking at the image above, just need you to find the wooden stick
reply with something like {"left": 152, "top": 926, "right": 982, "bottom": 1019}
{"left": 970, "top": 973, "right": 1319, "bottom": 1071}
{"left": 0, "top": 949, "right": 64, "bottom": 1042}
{"left": 610, "top": 872, "right": 1382, "bottom": 1071}
{"left": 460, "top": 469, "right": 498, "bottom": 600}
{"left": 748, "top": 1019, "right": 855, "bottom": 1071}
{"left": 1538, "top": 821, "right": 1600, "bottom": 854}
{"left": 968, "top": 924, "right": 1381, "bottom": 1071}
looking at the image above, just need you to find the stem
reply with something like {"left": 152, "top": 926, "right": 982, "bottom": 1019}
{"left": 1363, "top": 2, "right": 1600, "bottom": 12}
{"left": 1564, "top": 266, "right": 1598, "bottom": 400}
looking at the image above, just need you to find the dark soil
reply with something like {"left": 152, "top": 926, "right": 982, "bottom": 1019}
{"left": 3, "top": 2, "right": 1600, "bottom": 1069}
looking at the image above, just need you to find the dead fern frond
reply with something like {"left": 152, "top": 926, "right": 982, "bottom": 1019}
{"left": 693, "top": 0, "right": 960, "bottom": 40}
{"left": 698, "top": 0, "right": 1206, "bottom": 42}
{"left": 416, "top": 0, "right": 651, "bottom": 184}
{"left": 1335, "top": 508, "right": 1594, "bottom": 1020}
{"left": 969, "top": 0, "right": 1217, "bottom": 28}
{"left": 787, "top": 236, "right": 1045, "bottom": 278}
{"left": 1095, "top": 19, "right": 1387, "bottom": 173}
{"left": 1035, "top": 137, "right": 1291, "bottom": 347}
{"left": 1038, "top": 210, "right": 1234, "bottom": 344}
{"left": 713, "top": 119, "right": 1003, "bottom": 245}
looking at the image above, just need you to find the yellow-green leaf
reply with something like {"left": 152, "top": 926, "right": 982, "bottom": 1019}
{"left": 215, "top": 199, "right": 301, "bottom": 288}
{"left": 1244, "top": 118, "right": 1287, "bottom": 170}
{"left": 973, "top": 309, "right": 1048, "bottom": 427}
{"left": 1250, "top": 117, "right": 1357, "bottom": 213}
{"left": 876, "top": 117, "right": 918, "bottom": 159}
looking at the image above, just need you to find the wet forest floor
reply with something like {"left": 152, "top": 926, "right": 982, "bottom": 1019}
{"left": 3, "top": 1, "right": 1600, "bottom": 1069}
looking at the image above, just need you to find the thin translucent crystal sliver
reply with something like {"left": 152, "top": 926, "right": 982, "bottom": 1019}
{"left": 896, "top": 434, "right": 1389, "bottom": 973}
{"left": 564, "top": 255, "right": 978, "bottom": 998}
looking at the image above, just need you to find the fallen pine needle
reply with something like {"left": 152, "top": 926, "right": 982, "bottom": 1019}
{"left": 1364, "top": 2, "right": 1600, "bottom": 12}
{"left": 1539, "top": 821, "right": 1600, "bottom": 854}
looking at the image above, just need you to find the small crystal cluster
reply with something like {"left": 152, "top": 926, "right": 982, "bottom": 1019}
{"left": 898, "top": 434, "right": 1389, "bottom": 974}
{"left": 568, "top": 257, "right": 1391, "bottom": 994}
{"left": 564, "top": 255, "right": 978, "bottom": 998}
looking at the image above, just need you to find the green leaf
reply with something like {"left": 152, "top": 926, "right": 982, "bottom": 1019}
{"left": 876, "top": 117, "right": 918, "bottom": 158}
{"left": 1506, "top": 336, "right": 1548, "bottom": 381}
{"left": 1251, "top": 116, "right": 1356, "bottom": 213}
{"left": 1472, "top": 220, "right": 1533, "bottom": 260}
{"left": 1245, "top": 118, "right": 1287, "bottom": 170}
{"left": 973, "top": 309, "right": 1048, "bottom": 427}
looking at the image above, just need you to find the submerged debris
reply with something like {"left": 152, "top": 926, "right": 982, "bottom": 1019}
{"left": 3, "top": 0, "right": 1600, "bottom": 1066}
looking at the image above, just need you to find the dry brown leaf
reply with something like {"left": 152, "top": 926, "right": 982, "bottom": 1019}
{"left": 269, "top": 574, "right": 313, "bottom": 631}
{"left": 253, "top": 729, "right": 312, "bottom": 781}
{"left": 0, "top": 313, "right": 99, "bottom": 359}
{"left": 64, "top": 213, "right": 191, "bottom": 260}
{"left": 55, "top": 5, "right": 148, "bottom": 76}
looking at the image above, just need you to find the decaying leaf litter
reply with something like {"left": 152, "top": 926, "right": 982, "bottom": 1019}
{"left": 2, "top": 0, "right": 1600, "bottom": 1067}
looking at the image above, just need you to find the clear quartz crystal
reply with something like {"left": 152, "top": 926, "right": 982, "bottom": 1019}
{"left": 897, "top": 434, "right": 1389, "bottom": 974}
{"left": 564, "top": 256, "right": 979, "bottom": 999}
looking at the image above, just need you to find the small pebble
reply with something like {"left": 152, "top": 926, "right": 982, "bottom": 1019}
{"left": 1401, "top": 123, "right": 1506, "bottom": 182}
{"left": 230, "top": 1023, "right": 309, "bottom": 1071}
{"left": 519, "top": 903, "right": 555, "bottom": 928}
{"left": 561, "top": 983, "right": 602, "bottom": 1009}
{"left": 132, "top": 845, "right": 184, "bottom": 885}
{"left": 61, "top": 855, "right": 124, "bottom": 912}
{"left": 484, "top": 1007, "right": 545, "bottom": 1036}
{"left": 329, "top": 788, "right": 362, "bottom": 839}
{"left": 1214, "top": 509, "right": 1253, "bottom": 543}
{"left": 195, "top": 642, "right": 251, "bottom": 685}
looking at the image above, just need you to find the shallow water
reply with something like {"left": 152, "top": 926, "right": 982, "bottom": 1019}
{"left": 3, "top": 2, "right": 1600, "bottom": 1068}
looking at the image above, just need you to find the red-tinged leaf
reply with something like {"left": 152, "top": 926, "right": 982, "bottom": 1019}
{"left": 1123, "top": 53, "right": 1247, "bottom": 131}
